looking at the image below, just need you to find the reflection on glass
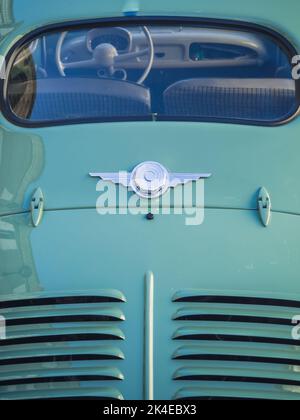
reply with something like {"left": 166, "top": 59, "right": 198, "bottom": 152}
{"left": 6, "top": 24, "right": 298, "bottom": 124}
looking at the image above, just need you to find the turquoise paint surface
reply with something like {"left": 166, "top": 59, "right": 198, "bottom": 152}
{"left": 9, "top": 0, "right": 300, "bottom": 49}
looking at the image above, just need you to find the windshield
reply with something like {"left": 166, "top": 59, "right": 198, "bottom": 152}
{"left": 6, "top": 22, "right": 299, "bottom": 125}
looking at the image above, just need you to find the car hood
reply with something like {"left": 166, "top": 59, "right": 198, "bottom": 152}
{"left": 1, "top": 209, "right": 300, "bottom": 399}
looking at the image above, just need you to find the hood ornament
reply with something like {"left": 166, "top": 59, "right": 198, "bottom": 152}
{"left": 90, "top": 161, "right": 211, "bottom": 199}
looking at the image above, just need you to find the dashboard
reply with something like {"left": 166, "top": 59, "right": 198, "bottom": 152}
{"left": 61, "top": 26, "right": 267, "bottom": 70}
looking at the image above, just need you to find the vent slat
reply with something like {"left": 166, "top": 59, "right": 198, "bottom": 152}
{"left": 174, "top": 363, "right": 300, "bottom": 385}
{"left": 173, "top": 290, "right": 300, "bottom": 309}
{"left": 0, "top": 365, "right": 124, "bottom": 386}
{"left": 173, "top": 307, "right": 293, "bottom": 326}
{"left": 173, "top": 324, "right": 294, "bottom": 345}
{"left": 174, "top": 333, "right": 297, "bottom": 346}
{"left": 6, "top": 307, "right": 125, "bottom": 326}
{"left": 0, "top": 290, "right": 126, "bottom": 310}
{"left": 2, "top": 304, "right": 125, "bottom": 319}
{"left": 3, "top": 324, "right": 125, "bottom": 343}
{"left": 174, "top": 353, "right": 300, "bottom": 366}
{"left": 0, "top": 383, "right": 124, "bottom": 400}
{"left": 0, "top": 342, "right": 124, "bottom": 366}
{"left": 173, "top": 384, "right": 300, "bottom": 401}
{"left": 174, "top": 375, "right": 300, "bottom": 386}
{"left": 0, "top": 331, "right": 125, "bottom": 347}
{"left": 174, "top": 313, "right": 291, "bottom": 326}
{"left": 173, "top": 345, "right": 300, "bottom": 365}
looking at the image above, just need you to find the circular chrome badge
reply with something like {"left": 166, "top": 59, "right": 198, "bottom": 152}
{"left": 130, "top": 161, "right": 170, "bottom": 199}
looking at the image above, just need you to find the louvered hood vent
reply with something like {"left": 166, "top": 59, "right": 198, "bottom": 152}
{"left": 172, "top": 290, "right": 300, "bottom": 400}
{"left": 0, "top": 290, "right": 126, "bottom": 400}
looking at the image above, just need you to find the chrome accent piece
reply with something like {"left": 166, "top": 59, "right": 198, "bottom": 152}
{"left": 258, "top": 187, "right": 272, "bottom": 227}
{"left": 90, "top": 161, "right": 211, "bottom": 199}
{"left": 169, "top": 173, "right": 212, "bottom": 188}
{"left": 90, "top": 171, "right": 131, "bottom": 188}
{"left": 30, "top": 188, "right": 44, "bottom": 228}
{"left": 131, "top": 161, "right": 169, "bottom": 199}
{"left": 144, "top": 271, "right": 154, "bottom": 400}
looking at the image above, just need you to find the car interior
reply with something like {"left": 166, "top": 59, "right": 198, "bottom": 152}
{"left": 6, "top": 24, "right": 298, "bottom": 123}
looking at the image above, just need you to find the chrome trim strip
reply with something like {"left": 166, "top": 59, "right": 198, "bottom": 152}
{"left": 144, "top": 271, "right": 154, "bottom": 400}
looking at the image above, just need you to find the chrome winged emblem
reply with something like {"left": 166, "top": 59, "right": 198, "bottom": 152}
{"left": 90, "top": 161, "right": 211, "bottom": 199}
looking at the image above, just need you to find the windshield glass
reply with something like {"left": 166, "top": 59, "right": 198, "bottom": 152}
{"left": 6, "top": 22, "right": 298, "bottom": 125}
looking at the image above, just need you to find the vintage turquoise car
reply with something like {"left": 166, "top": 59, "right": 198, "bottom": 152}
{"left": 0, "top": 0, "right": 300, "bottom": 401}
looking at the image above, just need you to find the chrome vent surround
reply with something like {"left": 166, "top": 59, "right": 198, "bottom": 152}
{"left": 172, "top": 290, "right": 300, "bottom": 400}
{"left": 0, "top": 290, "right": 126, "bottom": 400}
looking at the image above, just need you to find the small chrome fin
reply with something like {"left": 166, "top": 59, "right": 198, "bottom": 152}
{"left": 30, "top": 187, "right": 44, "bottom": 227}
{"left": 258, "top": 187, "right": 272, "bottom": 227}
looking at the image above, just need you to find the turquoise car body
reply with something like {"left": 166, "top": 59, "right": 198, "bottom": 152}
{"left": 1, "top": 0, "right": 300, "bottom": 400}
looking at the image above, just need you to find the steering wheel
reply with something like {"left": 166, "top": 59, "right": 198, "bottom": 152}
{"left": 56, "top": 26, "right": 154, "bottom": 85}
